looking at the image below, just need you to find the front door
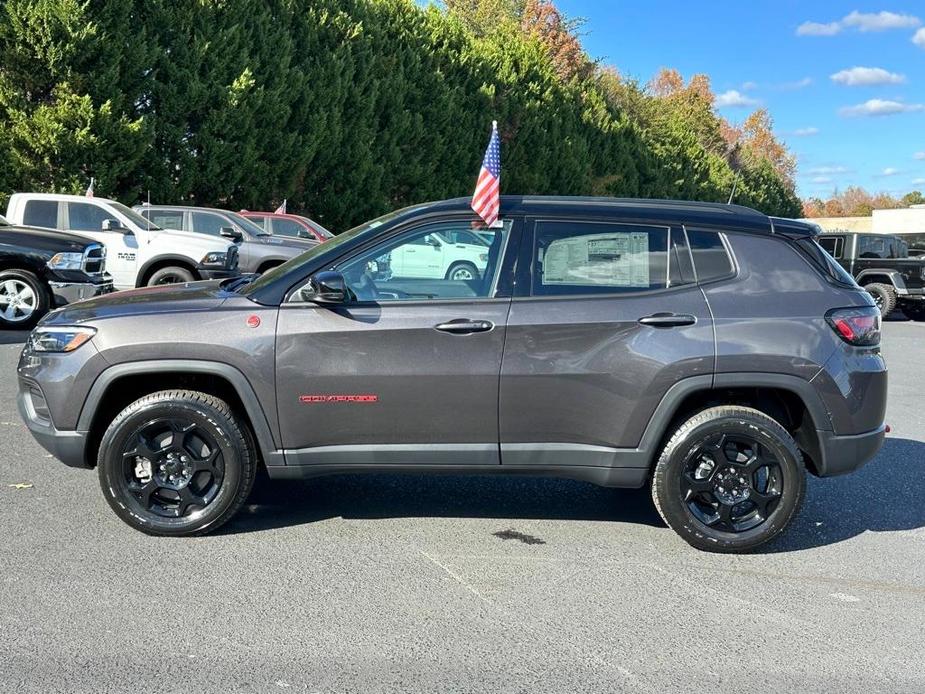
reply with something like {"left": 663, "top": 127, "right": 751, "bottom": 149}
{"left": 276, "top": 217, "right": 517, "bottom": 467}
{"left": 64, "top": 201, "right": 139, "bottom": 289}
{"left": 499, "top": 219, "right": 714, "bottom": 468}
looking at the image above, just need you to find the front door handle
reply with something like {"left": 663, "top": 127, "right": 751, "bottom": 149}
{"left": 638, "top": 312, "right": 697, "bottom": 328}
{"left": 434, "top": 319, "right": 494, "bottom": 334}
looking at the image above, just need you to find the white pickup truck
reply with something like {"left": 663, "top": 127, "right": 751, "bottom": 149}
{"left": 6, "top": 193, "right": 239, "bottom": 289}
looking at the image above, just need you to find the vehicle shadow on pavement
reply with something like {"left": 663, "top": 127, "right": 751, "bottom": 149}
{"left": 224, "top": 472, "right": 665, "bottom": 534}
{"left": 0, "top": 330, "right": 29, "bottom": 345}
{"left": 766, "top": 436, "right": 925, "bottom": 553}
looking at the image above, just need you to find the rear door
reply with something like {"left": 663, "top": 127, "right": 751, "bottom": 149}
{"left": 499, "top": 218, "right": 714, "bottom": 468}
{"left": 275, "top": 215, "right": 519, "bottom": 467}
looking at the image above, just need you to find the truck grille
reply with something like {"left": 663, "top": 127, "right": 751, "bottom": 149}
{"left": 226, "top": 245, "right": 239, "bottom": 270}
{"left": 82, "top": 244, "right": 106, "bottom": 275}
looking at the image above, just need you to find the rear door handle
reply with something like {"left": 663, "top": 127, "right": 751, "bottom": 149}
{"left": 434, "top": 319, "right": 494, "bottom": 334}
{"left": 638, "top": 313, "right": 697, "bottom": 328}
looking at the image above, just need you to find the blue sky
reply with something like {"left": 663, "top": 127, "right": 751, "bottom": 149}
{"left": 553, "top": 1, "right": 925, "bottom": 199}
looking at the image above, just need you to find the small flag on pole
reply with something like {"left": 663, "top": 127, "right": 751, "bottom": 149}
{"left": 471, "top": 121, "right": 500, "bottom": 227}
{"left": 274, "top": 199, "right": 287, "bottom": 214}
{"left": 85, "top": 178, "right": 95, "bottom": 198}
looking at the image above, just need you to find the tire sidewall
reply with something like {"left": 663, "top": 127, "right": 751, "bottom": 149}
{"left": 0, "top": 269, "right": 49, "bottom": 329}
{"left": 147, "top": 266, "right": 195, "bottom": 286}
{"left": 655, "top": 413, "right": 804, "bottom": 552}
{"left": 446, "top": 262, "right": 479, "bottom": 281}
{"left": 98, "top": 398, "right": 246, "bottom": 535}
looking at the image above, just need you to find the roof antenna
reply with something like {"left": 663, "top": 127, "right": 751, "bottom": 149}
{"left": 727, "top": 170, "right": 740, "bottom": 205}
{"left": 725, "top": 141, "right": 742, "bottom": 205}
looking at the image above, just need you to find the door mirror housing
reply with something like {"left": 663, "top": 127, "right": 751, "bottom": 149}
{"left": 101, "top": 218, "right": 128, "bottom": 233}
{"left": 425, "top": 235, "right": 441, "bottom": 248}
{"left": 220, "top": 226, "right": 243, "bottom": 242}
{"left": 304, "top": 270, "right": 350, "bottom": 304}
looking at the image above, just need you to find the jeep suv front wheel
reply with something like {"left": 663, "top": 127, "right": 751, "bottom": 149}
{"left": 97, "top": 390, "right": 256, "bottom": 535}
{"left": 651, "top": 406, "right": 806, "bottom": 553}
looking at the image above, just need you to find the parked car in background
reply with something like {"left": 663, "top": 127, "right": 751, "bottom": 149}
{"left": 240, "top": 210, "right": 333, "bottom": 243}
{"left": 18, "top": 197, "right": 886, "bottom": 553}
{"left": 5, "top": 194, "right": 238, "bottom": 289}
{"left": 0, "top": 213, "right": 112, "bottom": 328}
{"left": 386, "top": 227, "right": 490, "bottom": 281}
{"left": 137, "top": 205, "right": 318, "bottom": 275}
{"left": 817, "top": 232, "right": 925, "bottom": 319}
{"left": 890, "top": 231, "right": 925, "bottom": 258}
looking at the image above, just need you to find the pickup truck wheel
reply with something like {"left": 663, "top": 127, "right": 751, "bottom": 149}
{"left": 864, "top": 283, "right": 897, "bottom": 316}
{"left": 446, "top": 262, "right": 480, "bottom": 281}
{"left": 147, "top": 266, "right": 195, "bottom": 286}
{"left": 651, "top": 406, "right": 806, "bottom": 553}
{"left": 0, "top": 269, "right": 49, "bottom": 329}
{"left": 97, "top": 390, "right": 256, "bottom": 536}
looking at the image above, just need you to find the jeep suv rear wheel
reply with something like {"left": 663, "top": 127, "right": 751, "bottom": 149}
{"left": 864, "top": 282, "right": 896, "bottom": 317}
{"left": 97, "top": 390, "right": 256, "bottom": 536}
{"left": 651, "top": 406, "right": 806, "bottom": 553}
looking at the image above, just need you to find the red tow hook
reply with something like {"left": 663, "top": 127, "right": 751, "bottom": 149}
{"left": 885, "top": 424, "right": 892, "bottom": 434}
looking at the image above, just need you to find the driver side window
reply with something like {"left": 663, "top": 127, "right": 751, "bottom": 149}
{"left": 333, "top": 219, "right": 510, "bottom": 302}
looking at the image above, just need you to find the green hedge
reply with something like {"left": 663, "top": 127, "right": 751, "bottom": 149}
{"left": 0, "top": 0, "right": 801, "bottom": 229}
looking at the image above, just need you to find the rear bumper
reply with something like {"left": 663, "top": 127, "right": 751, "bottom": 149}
{"left": 17, "top": 383, "right": 89, "bottom": 468}
{"left": 813, "top": 424, "right": 886, "bottom": 477}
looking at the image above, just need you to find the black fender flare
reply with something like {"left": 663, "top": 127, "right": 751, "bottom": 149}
{"left": 76, "top": 360, "right": 282, "bottom": 466}
{"left": 855, "top": 269, "right": 908, "bottom": 294}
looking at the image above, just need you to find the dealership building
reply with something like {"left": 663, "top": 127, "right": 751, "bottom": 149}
{"left": 806, "top": 205, "right": 925, "bottom": 234}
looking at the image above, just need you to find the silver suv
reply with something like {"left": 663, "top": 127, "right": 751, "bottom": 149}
{"left": 17, "top": 197, "right": 887, "bottom": 552}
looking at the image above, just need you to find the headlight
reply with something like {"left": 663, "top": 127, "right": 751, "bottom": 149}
{"left": 28, "top": 326, "right": 97, "bottom": 353}
{"left": 47, "top": 252, "right": 84, "bottom": 271}
{"left": 200, "top": 252, "right": 227, "bottom": 267}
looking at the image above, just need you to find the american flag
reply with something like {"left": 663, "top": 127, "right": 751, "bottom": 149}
{"left": 85, "top": 178, "right": 94, "bottom": 198}
{"left": 471, "top": 121, "right": 500, "bottom": 227}
{"left": 274, "top": 199, "right": 287, "bottom": 214}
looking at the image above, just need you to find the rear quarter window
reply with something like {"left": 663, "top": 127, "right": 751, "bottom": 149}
{"left": 793, "top": 237, "right": 857, "bottom": 287}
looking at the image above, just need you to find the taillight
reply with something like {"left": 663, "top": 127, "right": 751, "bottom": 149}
{"left": 825, "top": 307, "right": 881, "bottom": 346}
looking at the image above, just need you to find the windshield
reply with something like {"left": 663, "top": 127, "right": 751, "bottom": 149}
{"left": 295, "top": 215, "right": 334, "bottom": 239}
{"left": 240, "top": 202, "right": 433, "bottom": 296}
{"left": 226, "top": 211, "right": 270, "bottom": 237}
{"left": 116, "top": 202, "right": 162, "bottom": 230}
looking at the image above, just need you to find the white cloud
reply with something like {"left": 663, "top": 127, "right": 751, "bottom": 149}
{"left": 915, "top": 152, "right": 925, "bottom": 160}
{"left": 830, "top": 66, "right": 905, "bottom": 86}
{"left": 840, "top": 99, "right": 925, "bottom": 117}
{"left": 912, "top": 177, "right": 925, "bottom": 185}
{"left": 809, "top": 165, "right": 850, "bottom": 175}
{"left": 715, "top": 90, "right": 760, "bottom": 108}
{"left": 880, "top": 167, "right": 901, "bottom": 176}
{"left": 741, "top": 81, "right": 758, "bottom": 91}
{"left": 797, "top": 11, "right": 921, "bottom": 36}
{"left": 792, "top": 127, "right": 820, "bottom": 136}
{"left": 812, "top": 176, "right": 833, "bottom": 184}
{"left": 797, "top": 21, "right": 841, "bottom": 36}
{"left": 915, "top": 28, "right": 925, "bottom": 47}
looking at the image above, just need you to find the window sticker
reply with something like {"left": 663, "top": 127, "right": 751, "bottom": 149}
{"left": 542, "top": 232, "right": 650, "bottom": 287}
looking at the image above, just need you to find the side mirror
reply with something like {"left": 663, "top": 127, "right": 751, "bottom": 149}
{"left": 220, "top": 226, "right": 243, "bottom": 242}
{"left": 102, "top": 218, "right": 126, "bottom": 232}
{"left": 304, "top": 270, "right": 350, "bottom": 304}
{"left": 426, "top": 236, "right": 441, "bottom": 248}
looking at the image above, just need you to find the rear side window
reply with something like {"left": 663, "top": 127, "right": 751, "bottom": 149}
{"left": 143, "top": 209, "right": 184, "bottom": 230}
{"left": 272, "top": 218, "right": 306, "bottom": 238}
{"left": 817, "top": 236, "right": 844, "bottom": 259}
{"left": 532, "top": 221, "right": 669, "bottom": 296}
{"left": 67, "top": 202, "right": 110, "bottom": 232}
{"left": 23, "top": 200, "right": 58, "bottom": 229}
{"left": 687, "top": 229, "right": 734, "bottom": 282}
{"left": 794, "top": 237, "right": 856, "bottom": 287}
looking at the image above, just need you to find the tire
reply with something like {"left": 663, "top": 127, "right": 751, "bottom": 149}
{"left": 97, "top": 390, "right": 257, "bottom": 536}
{"left": 147, "top": 266, "right": 195, "bottom": 286}
{"left": 0, "top": 269, "right": 50, "bottom": 329}
{"left": 864, "top": 282, "right": 897, "bottom": 317}
{"left": 900, "top": 302, "right": 925, "bottom": 321}
{"left": 445, "top": 262, "right": 480, "bottom": 282}
{"left": 651, "top": 406, "right": 806, "bottom": 553}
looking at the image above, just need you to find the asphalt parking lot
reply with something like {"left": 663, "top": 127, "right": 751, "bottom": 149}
{"left": 1, "top": 322, "right": 923, "bottom": 693}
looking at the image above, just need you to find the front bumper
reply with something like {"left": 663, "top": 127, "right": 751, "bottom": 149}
{"left": 813, "top": 424, "right": 886, "bottom": 477}
{"left": 196, "top": 265, "right": 240, "bottom": 281}
{"left": 48, "top": 275, "right": 114, "bottom": 307}
{"left": 17, "top": 382, "right": 89, "bottom": 468}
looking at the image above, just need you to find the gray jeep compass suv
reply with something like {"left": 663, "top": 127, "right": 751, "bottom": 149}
{"left": 17, "top": 197, "right": 887, "bottom": 552}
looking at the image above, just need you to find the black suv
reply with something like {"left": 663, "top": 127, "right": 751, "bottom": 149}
{"left": 0, "top": 214, "right": 112, "bottom": 328}
{"left": 817, "top": 232, "right": 925, "bottom": 319}
{"left": 17, "top": 197, "right": 887, "bottom": 552}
